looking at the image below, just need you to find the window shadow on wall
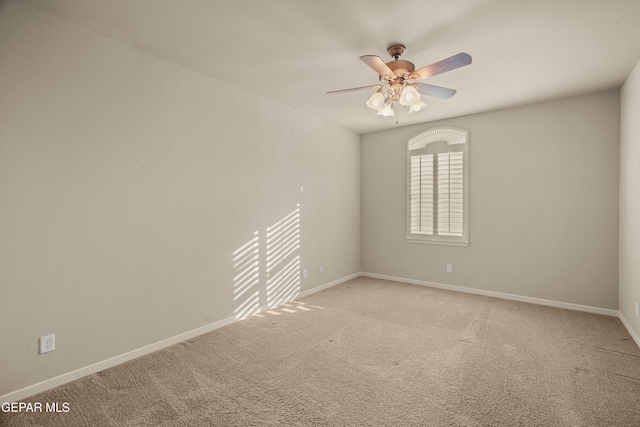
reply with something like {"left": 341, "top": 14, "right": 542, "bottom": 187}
{"left": 231, "top": 205, "right": 301, "bottom": 319}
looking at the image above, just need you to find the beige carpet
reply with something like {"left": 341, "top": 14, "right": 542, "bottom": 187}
{"left": 3, "top": 277, "right": 640, "bottom": 426}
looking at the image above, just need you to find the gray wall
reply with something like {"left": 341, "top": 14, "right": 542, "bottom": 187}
{"left": 362, "top": 91, "right": 620, "bottom": 309}
{"left": 620, "top": 60, "right": 640, "bottom": 337}
{"left": 0, "top": 1, "right": 360, "bottom": 396}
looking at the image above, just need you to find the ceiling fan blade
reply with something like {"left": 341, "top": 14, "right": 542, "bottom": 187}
{"left": 326, "top": 84, "right": 382, "bottom": 95}
{"left": 411, "top": 52, "right": 472, "bottom": 80}
{"left": 415, "top": 82, "right": 457, "bottom": 99}
{"left": 360, "top": 55, "right": 395, "bottom": 78}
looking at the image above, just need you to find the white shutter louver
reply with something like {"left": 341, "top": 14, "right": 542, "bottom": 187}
{"left": 409, "top": 154, "right": 434, "bottom": 235}
{"left": 437, "top": 152, "right": 464, "bottom": 237}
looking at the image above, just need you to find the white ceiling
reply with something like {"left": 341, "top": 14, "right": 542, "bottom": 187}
{"left": 18, "top": 0, "right": 640, "bottom": 134}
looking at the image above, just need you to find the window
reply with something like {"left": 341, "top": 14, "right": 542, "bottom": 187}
{"left": 407, "top": 127, "right": 469, "bottom": 246}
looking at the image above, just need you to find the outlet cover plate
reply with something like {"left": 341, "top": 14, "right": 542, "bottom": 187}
{"left": 40, "top": 334, "right": 55, "bottom": 354}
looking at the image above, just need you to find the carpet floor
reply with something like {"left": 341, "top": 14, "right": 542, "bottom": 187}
{"left": 2, "top": 277, "right": 640, "bottom": 426}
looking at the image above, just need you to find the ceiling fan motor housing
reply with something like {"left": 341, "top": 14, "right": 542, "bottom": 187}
{"left": 387, "top": 60, "right": 415, "bottom": 76}
{"left": 381, "top": 44, "right": 415, "bottom": 80}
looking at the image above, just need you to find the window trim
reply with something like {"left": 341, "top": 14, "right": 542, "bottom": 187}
{"left": 406, "top": 127, "right": 469, "bottom": 246}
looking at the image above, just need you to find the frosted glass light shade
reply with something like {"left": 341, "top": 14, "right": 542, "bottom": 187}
{"left": 399, "top": 86, "right": 421, "bottom": 106}
{"left": 366, "top": 92, "right": 385, "bottom": 110}
{"left": 409, "top": 99, "right": 427, "bottom": 113}
{"left": 377, "top": 103, "right": 395, "bottom": 116}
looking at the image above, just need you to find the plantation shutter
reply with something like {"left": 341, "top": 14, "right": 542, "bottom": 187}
{"left": 437, "top": 152, "right": 464, "bottom": 236}
{"left": 409, "top": 154, "right": 434, "bottom": 235}
{"left": 406, "top": 127, "right": 468, "bottom": 246}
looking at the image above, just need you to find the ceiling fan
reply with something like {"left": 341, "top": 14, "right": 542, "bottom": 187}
{"left": 327, "top": 44, "right": 472, "bottom": 117}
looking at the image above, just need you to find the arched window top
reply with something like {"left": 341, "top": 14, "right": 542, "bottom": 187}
{"left": 408, "top": 127, "right": 468, "bottom": 151}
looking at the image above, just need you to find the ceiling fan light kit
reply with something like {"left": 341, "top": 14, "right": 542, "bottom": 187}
{"left": 328, "top": 44, "right": 472, "bottom": 118}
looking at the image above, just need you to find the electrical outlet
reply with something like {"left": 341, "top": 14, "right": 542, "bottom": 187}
{"left": 636, "top": 301, "right": 639, "bottom": 317}
{"left": 319, "top": 265, "right": 324, "bottom": 274}
{"left": 302, "top": 269, "right": 308, "bottom": 278}
{"left": 40, "top": 334, "right": 55, "bottom": 354}
{"left": 446, "top": 264, "right": 453, "bottom": 273}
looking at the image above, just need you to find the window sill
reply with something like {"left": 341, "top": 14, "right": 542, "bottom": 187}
{"left": 406, "top": 238, "right": 469, "bottom": 247}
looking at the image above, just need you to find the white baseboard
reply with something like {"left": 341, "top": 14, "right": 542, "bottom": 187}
{"left": 618, "top": 312, "right": 640, "bottom": 348}
{"left": 1, "top": 315, "right": 239, "bottom": 404}
{"left": 361, "top": 272, "right": 620, "bottom": 317}
{"left": 298, "top": 272, "right": 361, "bottom": 299}
{"left": 0, "top": 273, "right": 358, "bottom": 403}
{"left": 364, "top": 273, "right": 640, "bottom": 350}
